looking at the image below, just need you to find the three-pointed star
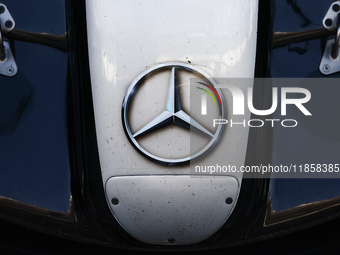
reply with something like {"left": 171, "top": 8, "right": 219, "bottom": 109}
{"left": 133, "top": 67, "right": 214, "bottom": 139}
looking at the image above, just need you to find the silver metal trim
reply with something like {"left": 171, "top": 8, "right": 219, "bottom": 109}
{"left": 323, "top": 1, "right": 340, "bottom": 32}
{"left": 0, "top": 4, "right": 16, "bottom": 76}
{"left": 122, "top": 62, "right": 226, "bottom": 165}
{"left": 0, "top": 3, "right": 15, "bottom": 34}
{"left": 331, "top": 13, "right": 340, "bottom": 60}
{"left": 320, "top": 3, "right": 340, "bottom": 75}
{"left": 0, "top": 40, "right": 17, "bottom": 77}
{"left": 0, "top": 23, "right": 4, "bottom": 61}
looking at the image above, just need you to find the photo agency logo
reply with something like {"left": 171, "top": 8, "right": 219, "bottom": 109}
{"left": 197, "top": 81, "right": 312, "bottom": 128}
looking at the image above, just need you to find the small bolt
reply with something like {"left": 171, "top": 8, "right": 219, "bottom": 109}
{"left": 6, "top": 66, "right": 14, "bottom": 74}
{"left": 168, "top": 238, "right": 176, "bottom": 243}
{"left": 323, "top": 64, "right": 331, "bottom": 73}
{"left": 111, "top": 198, "right": 119, "bottom": 205}
{"left": 225, "top": 197, "right": 233, "bottom": 205}
{"left": 0, "top": 6, "right": 5, "bottom": 14}
{"left": 333, "top": 4, "right": 340, "bottom": 12}
{"left": 5, "top": 20, "right": 13, "bottom": 29}
{"left": 325, "top": 18, "right": 333, "bottom": 27}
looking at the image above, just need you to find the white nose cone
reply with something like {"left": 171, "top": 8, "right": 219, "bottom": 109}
{"left": 86, "top": 0, "right": 258, "bottom": 245}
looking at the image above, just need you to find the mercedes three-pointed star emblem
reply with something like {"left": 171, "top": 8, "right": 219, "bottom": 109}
{"left": 122, "top": 62, "right": 226, "bottom": 166}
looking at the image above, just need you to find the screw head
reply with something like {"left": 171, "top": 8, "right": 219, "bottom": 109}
{"left": 5, "top": 20, "right": 13, "bottom": 29}
{"left": 111, "top": 198, "right": 119, "bottom": 205}
{"left": 323, "top": 64, "right": 331, "bottom": 73}
{"left": 333, "top": 4, "right": 340, "bottom": 12}
{"left": 6, "top": 66, "right": 14, "bottom": 74}
{"left": 325, "top": 18, "right": 333, "bottom": 27}
{"left": 0, "top": 6, "right": 5, "bottom": 14}
{"left": 225, "top": 197, "right": 233, "bottom": 204}
{"left": 167, "top": 238, "right": 176, "bottom": 243}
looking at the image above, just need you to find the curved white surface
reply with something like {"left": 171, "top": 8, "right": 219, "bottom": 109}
{"left": 106, "top": 175, "right": 239, "bottom": 245}
{"left": 86, "top": 0, "right": 258, "bottom": 178}
{"left": 86, "top": 0, "right": 259, "bottom": 245}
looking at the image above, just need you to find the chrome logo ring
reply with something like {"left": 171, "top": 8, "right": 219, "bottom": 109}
{"left": 122, "top": 62, "right": 226, "bottom": 165}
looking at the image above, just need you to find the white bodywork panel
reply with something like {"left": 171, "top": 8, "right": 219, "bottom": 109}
{"left": 86, "top": 0, "right": 258, "bottom": 245}
{"left": 106, "top": 175, "right": 239, "bottom": 245}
